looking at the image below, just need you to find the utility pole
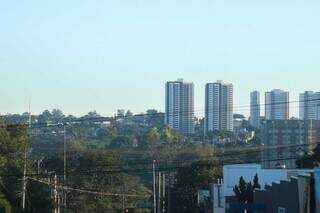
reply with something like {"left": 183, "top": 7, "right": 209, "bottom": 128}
{"left": 162, "top": 173, "right": 166, "bottom": 213}
{"left": 63, "top": 124, "right": 67, "bottom": 209}
{"left": 21, "top": 101, "right": 31, "bottom": 209}
{"left": 37, "top": 159, "right": 41, "bottom": 177}
{"left": 158, "top": 172, "right": 161, "bottom": 213}
{"left": 54, "top": 174, "right": 60, "bottom": 213}
{"left": 21, "top": 145, "right": 27, "bottom": 210}
{"left": 122, "top": 193, "right": 125, "bottom": 213}
{"left": 122, "top": 184, "right": 126, "bottom": 213}
{"left": 168, "top": 173, "right": 171, "bottom": 213}
{"left": 63, "top": 124, "right": 67, "bottom": 182}
{"left": 153, "top": 160, "right": 156, "bottom": 213}
{"left": 64, "top": 125, "right": 66, "bottom": 182}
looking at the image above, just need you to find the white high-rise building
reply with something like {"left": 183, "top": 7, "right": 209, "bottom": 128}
{"left": 265, "top": 89, "right": 289, "bottom": 120}
{"left": 165, "top": 79, "right": 194, "bottom": 135}
{"left": 250, "top": 91, "right": 261, "bottom": 128}
{"left": 205, "top": 81, "right": 233, "bottom": 133}
{"left": 299, "top": 91, "right": 320, "bottom": 120}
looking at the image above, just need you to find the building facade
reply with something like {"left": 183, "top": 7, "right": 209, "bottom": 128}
{"left": 165, "top": 79, "right": 194, "bottom": 135}
{"left": 250, "top": 91, "right": 261, "bottom": 128}
{"left": 261, "top": 120, "right": 320, "bottom": 169}
{"left": 212, "top": 164, "right": 314, "bottom": 213}
{"left": 300, "top": 91, "right": 320, "bottom": 120}
{"left": 205, "top": 81, "right": 233, "bottom": 133}
{"left": 265, "top": 90, "right": 289, "bottom": 120}
{"left": 254, "top": 173, "right": 314, "bottom": 213}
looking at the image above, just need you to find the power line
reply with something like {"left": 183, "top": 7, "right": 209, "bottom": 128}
{"left": 28, "top": 177, "right": 150, "bottom": 198}
{"left": 0, "top": 139, "right": 316, "bottom": 177}
{"left": 23, "top": 153, "right": 311, "bottom": 200}
{"left": 1, "top": 97, "right": 320, "bottom": 128}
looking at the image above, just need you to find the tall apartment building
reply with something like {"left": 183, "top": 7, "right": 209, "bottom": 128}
{"left": 205, "top": 81, "right": 233, "bottom": 133}
{"left": 265, "top": 89, "right": 289, "bottom": 120}
{"left": 250, "top": 91, "right": 261, "bottom": 128}
{"left": 299, "top": 91, "right": 320, "bottom": 120}
{"left": 261, "top": 120, "right": 320, "bottom": 169}
{"left": 165, "top": 79, "right": 194, "bottom": 135}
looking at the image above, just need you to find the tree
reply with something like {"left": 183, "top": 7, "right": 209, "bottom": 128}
{"left": 233, "top": 174, "right": 261, "bottom": 211}
{"left": 145, "top": 109, "right": 164, "bottom": 128}
{"left": 64, "top": 114, "right": 77, "bottom": 122}
{"left": 26, "top": 181, "right": 54, "bottom": 213}
{"left": 206, "top": 131, "right": 215, "bottom": 140}
{"left": 296, "top": 144, "right": 320, "bottom": 168}
{"left": 0, "top": 194, "right": 11, "bottom": 213}
{"left": 160, "top": 127, "right": 182, "bottom": 144}
{"left": 110, "top": 136, "right": 134, "bottom": 149}
{"left": 219, "top": 130, "right": 234, "bottom": 139}
{"left": 117, "top": 109, "right": 125, "bottom": 118}
{"left": 170, "top": 160, "right": 222, "bottom": 213}
{"left": 125, "top": 110, "right": 133, "bottom": 117}
{"left": 43, "top": 150, "right": 151, "bottom": 212}
{"left": 253, "top": 174, "right": 261, "bottom": 189}
{"left": 0, "top": 121, "right": 53, "bottom": 212}
{"left": 143, "top": 128, "right": 160, "bottom": 146}
{"left": 83, "top": 111, "right": 101, "bottom": 118}
{"left": 51, "top": 109, "right": 65, "bottom": 122}
{"left": 96, "top": 127, "right": 117, "bottom": 140}
{"left": 233, "top": 114, "right": 246, "bottom": 120}
{"left": 38, "top": 110, "right": 52, "bottom": 123}
{"left": 146, "top": 109, "right": 158, "bottom": 115}
{"left": 233, "top": 177, "right": 248, "bottom": 204}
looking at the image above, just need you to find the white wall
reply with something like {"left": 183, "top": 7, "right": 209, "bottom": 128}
{"left": 222, "top": 164, "right": 310, "bottom": 197}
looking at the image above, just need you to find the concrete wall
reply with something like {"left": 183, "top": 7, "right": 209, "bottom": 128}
{"left": 254, "top": 178, "right": 300, "bottom": 213}
{"left": 223, "top": 164, "right": 312, "bottom": 196}
{"left": 223, "top": 164, "right": 289, "bottom": 196}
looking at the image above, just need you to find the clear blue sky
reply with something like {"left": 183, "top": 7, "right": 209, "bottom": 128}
{"left": 1, "top": 0, "right": 319, "bottom": 117}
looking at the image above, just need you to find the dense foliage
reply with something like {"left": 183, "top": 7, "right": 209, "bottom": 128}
{"left": 296, "top": 144, "right": 320, "bottom": 168}
{"left": 170, "top": 160, "right": 222, "bottom": 213}
{"left": 0, "top": 121, "right": 53, "bottom": 212}
{"left": 0, "top": 110, "right": 223, "bottom": 212}
{"left": 233, "top": 174, "right": 261, "bottom": 204}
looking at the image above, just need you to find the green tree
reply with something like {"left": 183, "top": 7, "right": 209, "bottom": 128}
{"left": 160, "top": 127, "right": 182, "bottom": 144}
{"left": 233, "top": 174, "right": 261, "bottom": 212}
{"left": 26, "top": 181, "right": 54, "bottom": 213}
{"left": 51, "top": 109, "right": 65, "bottom": 122}
{"left": 142, "top": 128, "right": 160, "bottom": 146}
{"left": 296, "top": 144, "right": 320, "bottom": 168}
{"left": 96, "top": 127, "right": 117, "bottom": 140}
{"left": 253, "top": 174, "right": 261, "bottom": 189}
{"left": 0, "top": 193, "right": 11, "bottom": 213}
{"left": 38, "top": 110, "right": 52, "bottom": 123}
{"left": 0, "top": 121, "right": 54, "bottom": 212}
{"left": 125, "top": 110, "right": 133, "bottom": 117}
{"left": 82, "top": 111, "right": 101, "bottom": 119}
{"left": 170, "top": 160, "right": 222, "bottom": 213}
{"left": 110, "top": 136, "right": 134, "bottom": 149}
{"left": 43, "top": 150, "right": 151, "bottom": 213}
{"left": 233, "top": 176, "right": 247, "bottom": 203}
{"left": 117, "top": 109, "right": 125, "bottom": 118}
{"left": 145, "top": 109, "right": 164, "bottom": 128}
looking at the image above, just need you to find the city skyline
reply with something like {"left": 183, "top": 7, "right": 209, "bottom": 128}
{"left": 0, "top": 80, "right": 318, "bottom": 119}
{"left": 1, "top": 1, "right": 320, "bottom": 212}
{"left": 1, "top": 0, "right": 319, "bottom": 117}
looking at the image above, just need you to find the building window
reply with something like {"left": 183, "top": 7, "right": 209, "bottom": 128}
{"left": 278, "top": 207, "right": 286, "bottom": 213}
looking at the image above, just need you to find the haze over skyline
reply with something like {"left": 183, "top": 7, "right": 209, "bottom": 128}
{"left": 1, "top": 0, "right": 319, "bottom": 117}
